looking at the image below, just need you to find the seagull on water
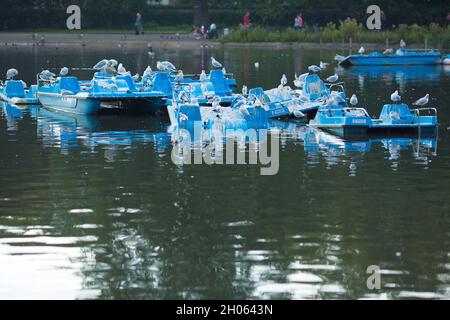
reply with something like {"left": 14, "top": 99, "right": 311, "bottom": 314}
{"left": 211, "top": 57, "right": 223, "bottom": 69}
{"left": 390, "top": 90, "right": 401, "bottom": 103}
{"left": 6, "top": 68, "right": 18, "bottom": 80}
{"left": 413, "top": 94, "right": 430, "bottom": 106}
{"left": 350, "top": 94, "right": 358, "bottom": 106}
{"left": 326, "top": 74, "right": 338, "bottom": 83}
{"left": 335, "top": 54, "right": 346, "bottom": 63}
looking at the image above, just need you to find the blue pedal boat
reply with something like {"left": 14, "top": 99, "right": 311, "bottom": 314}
{"left": 0, "top": 80, "right": 40, "bottom": 105}
{"left": 309, "top": 105, "right": 373, "bottom": 137}
{"left": 339, "top": 49, "right": 442, "bottom": 66}
{"left": 37, "top": 74, "right": 167, "bottom": 115}
{"left": 369, "top": 103, "right": 437, "bottom": 135}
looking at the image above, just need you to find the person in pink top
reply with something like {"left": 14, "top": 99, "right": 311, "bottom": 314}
{"left": 244, "top": 11, "right": 250, "bottom": 27}
{"left": 294, "top": 13, "right": 303, "bottom": 31}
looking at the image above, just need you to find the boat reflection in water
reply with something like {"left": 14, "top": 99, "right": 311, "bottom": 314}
{"left": 36, "top": 108, "right": 171, "bottom": 158}
{"left": 271, "top": 120, "right": 438, "bottom": 173}
{"left": 337, "top": 65, "right": 444, "bottom": 90}
{"left": 3, "top": 104, "right": 438, "bottom": 175}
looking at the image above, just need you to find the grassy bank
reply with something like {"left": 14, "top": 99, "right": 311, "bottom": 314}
{"left": 219, "top": 19, "right": 450, "bottom": 49}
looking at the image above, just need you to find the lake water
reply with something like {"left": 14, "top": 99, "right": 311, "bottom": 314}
{"left": 0, "top": 45, "right": 449, "bottom": 299}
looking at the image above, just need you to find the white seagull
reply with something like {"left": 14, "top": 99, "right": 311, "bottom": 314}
{"left": 59, "top": 67, "right": 69, "bottom": 76}
{"left": 93, "top": 59, "right": 108, "bottom": 70}
{"left": 383, "top": 48, "right": 394, "bottom": 55}
{"left": 242, "top": 85, "right": 248, "bottom": 95}
{"left": 211, "top": 57, "right": 223, "bottom": 69}
{"left": 308, "top": 65, "right": 321, "bottom": 73}
{"left": 335, "top": 54, "right": 346, "bottom": 63}
{"left": 117, "top": 63, "right": 127, "bottom": 75}
{"left": 143, "top": 66, "right": 153, "bottom": 78}
{"left": 326, "top": 74, "right": 338, "bottom": 83}
{"left": 174, "top": 70, "right": 184, "bottom": 82}
{"left": 157, "top": 61, "right": 176, "bottom": 72}
{"left": 390, "top": 90, "right": 401, "bottom": 103}
{"left": 254, "top": 62, "right": 260, "bottom": 69}
{"left": 400, "top": 39, "right": 406, "bottom": 48}
{"left": 6, "top": 68, "right": 19, "bottom": 80}
{"left": 320, "top": 61, "right": 329, "bottom": 69}
{"left": 280, "top": 74, "right": 288, "bottom": 87}
{"left": 413, "top": 94, "right": 430, "bottom": 106}
{"left": 358, "top": 46, "right": 365, "bottom": 55}
{"left": 350, "top": 94, "right": 358, "bottom": 106}
{"left": 199, "top": 70, "right": 208, "bottom": 82}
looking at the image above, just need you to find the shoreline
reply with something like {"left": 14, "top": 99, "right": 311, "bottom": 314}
{"left": 0, "top": 32, "right": 438, "bottom": 51}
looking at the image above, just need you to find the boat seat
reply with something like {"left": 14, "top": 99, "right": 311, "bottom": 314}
{"left": 5, "top": 80, "right": 26, "bottom": 98}
{"left": 59, "top": 77, "right": 81, "bottom": 94}
{"left": 379, "top": 104, "right": 415, "bottom": 123}
{"left": 249, "top": 87, "right": 271, "bottom": 104}
{"left": 209, "top": 69, "right": 232, "bottom": 95}
{"left": 304, "top": 74, "right": 328, "bottom": 101}
{"left": 116, "top": 75, "right": 137, "bottom": 91}
{"left": 152, "top": 72, "right": 173, "bottom": 96}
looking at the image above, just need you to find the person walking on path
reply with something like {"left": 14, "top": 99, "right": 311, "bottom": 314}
{"left": 134, "top": 13, "right": 144, "bottom": 35}
{"left": 294, "top": 13, "right": 303, "bottom": 30}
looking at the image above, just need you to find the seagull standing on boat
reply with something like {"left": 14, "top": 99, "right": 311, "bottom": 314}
{"left": 326, "top": 74, "right": 338, "bottom": 83}
{"left": 174, "top": 70, "right": 184, "bottom": 82}
{"left": 93, "top": 59, "right": 108, "bottom": 71}
{"left": 413, "top": 94, "right": 430, "bottom": 106}
{"left": 199, "top": 70, "right": 208, "bottom": 82}
{"left": 293, "top": 109, "right": 305, "bottom": 118}
{"left": 400, "top": 39, "right": 407, "bottom": 48}
{"left": 242, "top": 85, "right": 248, "bottom": 95}
{"left": 212, "top": 96, "right": 222, "bottom": 112}
{"left": 143, "top": 66, "right": 153, "bottom": 78}
{"left": 117, "top": 63, "right": 128, "bottom": 75}
{"left": 320, "top": 61, "right": 329, "bottom": 69}
{"left": 293, "top": 74, "right": 303, "bottom": 88}
{"left": 222, "top": 67, "right": 227, "bottom": 75}
{"left": 59, "top": 67, "right": 69, "bottom": 76}
{"left": 358, "top": 46, "right": 365, "bottom": 55}
{"left": 390, "top": 90, "right": 401, "bottom": 103}
{"left": 39, "top": 70, "right": 56, "bottom": 81}
{"left": 6, "top": 68, "right": 19, "bottom": 80}
{"left": 280, "top": 74, "right": 288, "bottom": 87}
{"left": 308, "top": 65, "right": 321, "bottom": 73}
{"left": 350, "top": 94, "right": 358, "bottom": 106}
{"left": 383, "top": 48, "right": 394, "bottom": 55}
{"left": 211, "top": 57, "right": 223, "bottom": 69}
{"left": 157, "top": 61, "right": 176, "bottom": 72}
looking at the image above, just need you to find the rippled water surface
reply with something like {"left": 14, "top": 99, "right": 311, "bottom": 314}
{"left": 0, "top": 45, "right": 449, "bottom": 299}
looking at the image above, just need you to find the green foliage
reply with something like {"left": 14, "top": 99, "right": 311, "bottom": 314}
{"left": 221, "top": 23, "right": 450, "bottom": 49}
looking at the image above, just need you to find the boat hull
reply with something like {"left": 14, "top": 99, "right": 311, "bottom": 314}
{"left": 342, "top": 54, "right": 441, "bottom": 66}
{"left": 37, "top": 93, "right": 101, "bottom": 115}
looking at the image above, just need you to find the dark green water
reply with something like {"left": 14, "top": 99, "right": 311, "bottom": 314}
{"left": 0, "top": 45, "right": 449, "bottom": 299}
